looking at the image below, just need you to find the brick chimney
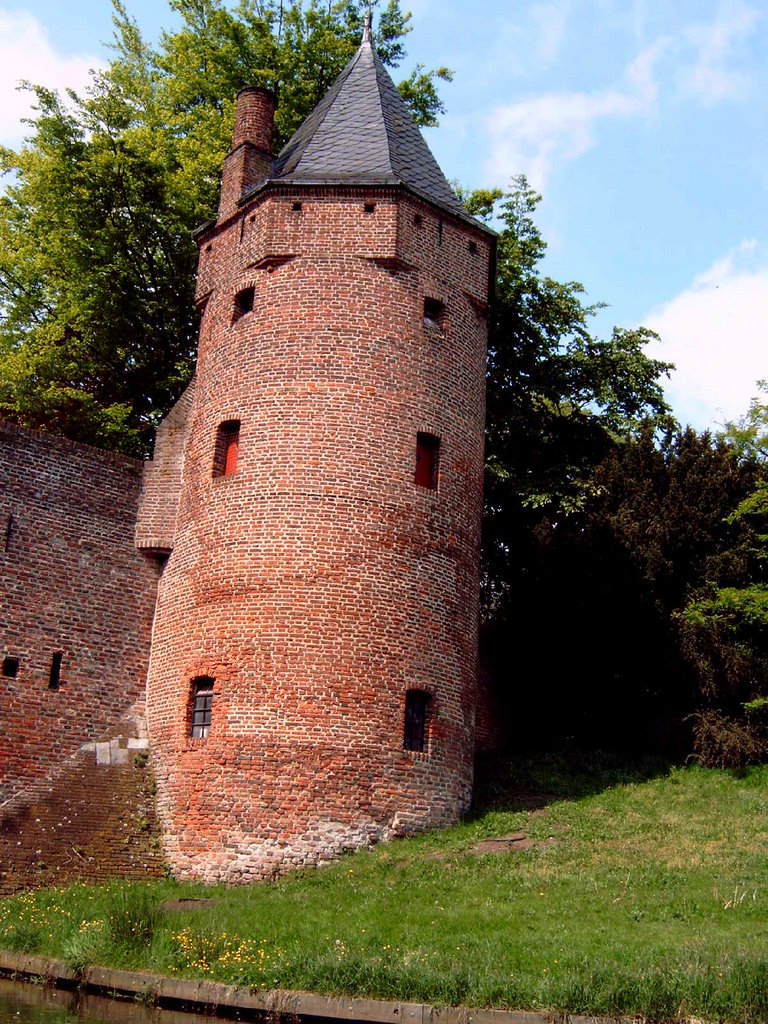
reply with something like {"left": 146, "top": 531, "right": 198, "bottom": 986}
{"left": 219, "top": 87, "right": 276, "bottom": 220}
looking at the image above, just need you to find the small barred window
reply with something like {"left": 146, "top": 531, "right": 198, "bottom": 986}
{"left": 190, "top": 677, "right": 214, "bottom": 738}
{"left": 403, "top": 690, "right": 430, "bottom": 752}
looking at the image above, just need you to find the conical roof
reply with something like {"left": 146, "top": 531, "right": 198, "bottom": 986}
{"left": 270, "top": 35, "right": 473, "bottom": 224}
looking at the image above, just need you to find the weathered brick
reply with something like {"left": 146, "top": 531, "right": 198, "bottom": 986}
{"left": 0, "top": 424, "right": 159, "bottom": 805}
{"left": 144, "top": 87, "right": 493, "bottom": 883}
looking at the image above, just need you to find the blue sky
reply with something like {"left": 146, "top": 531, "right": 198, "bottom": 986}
{"left": 0, "top": 0, "right": 766, "bottom": 430}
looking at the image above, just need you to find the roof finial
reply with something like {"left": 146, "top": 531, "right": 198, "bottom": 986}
{"left": 363, "top": 7, "right": 372, "bottom": 43}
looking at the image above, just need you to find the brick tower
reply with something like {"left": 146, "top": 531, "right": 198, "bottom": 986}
{"left": 143, "top": 21, "right": 495, "bottom": 883}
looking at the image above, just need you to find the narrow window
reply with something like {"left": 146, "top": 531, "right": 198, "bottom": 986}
{"left": 48, "top": 652, "right": 63, "bottom": 691}
{"left": 190, "top": 677, "right": 214, "bottom": 738}
{"left": 2, "top": 656, "right": 19, "bottom": 678}
{"left": 423, "top": 298, "right": 445, "bottom": 331}
{"left": 414, "top": 214, "right": 423, "bottom": 226}
{"left": 468, "top": 241, "right": 478, "bottom": 255}
{"left": 292, "top": 201, "right": 303, "bottom": 212}
{"left": 213, "top": 420, "right": 240, "bottom": 478}
{"left": 404, "top": 690, "right": 430, "bottom": 752}
{"left": 415, "top": 433, "right": 440, "bottom": 490}
{"left": 364, "top": 201, "right": 376, "bottom": 214}
{"left": 233, "top": 286, "right": 255, "bottom": 321}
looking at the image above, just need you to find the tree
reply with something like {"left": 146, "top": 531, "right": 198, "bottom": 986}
{"left": 677, "top": 452, "right": 768, "bottom": 766}
{"left": 480, "top": 414, "right": 766, "bottom": 751}
{"left": 457, "top": 182, "right": 680, "bottom": 750}
{"left": 469, "top": 181, "right": 672, "bottom": 618}
{"left": 663, "top": 383, "right": 768, "bottom": 768}
{"left": 0, "top": 0, "right": 450, "bottom": 454}
{"left": 722, "top": 380, "right": 768, "bottom": 462}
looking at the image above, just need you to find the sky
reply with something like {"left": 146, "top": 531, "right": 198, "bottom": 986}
{"left": 0, "top": 0, "right": 766, "bottom": 431}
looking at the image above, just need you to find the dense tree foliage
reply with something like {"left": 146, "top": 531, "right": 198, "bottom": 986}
{"left": 0, "top": 0, "right": 450, "bottom": 454}
{"left": 470, "top": 186, "right": 768, "bottom": 760}
{"left": 722, "top": 380, "right": 768, "bottom": 461}
{"left": 483, "top": 421, "right": 767, "bottom": 753}
{"left": 676, "top": 388, "right": 768, "bottom": 767}
{"left": 468, "top": 182, "right": 672, "bottom": 613}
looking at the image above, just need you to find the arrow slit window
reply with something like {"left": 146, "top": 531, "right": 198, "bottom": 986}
{"left": 415, "top": 433, "right": 440, "bottom": 490}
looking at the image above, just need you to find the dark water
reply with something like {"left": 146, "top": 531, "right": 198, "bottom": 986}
{"left": 0, "top": 980, "right": 231, "bottom": 1024}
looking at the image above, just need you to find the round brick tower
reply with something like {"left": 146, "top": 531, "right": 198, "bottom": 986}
{"left": 144, "top": 28, "right": 495, "bottom": 883}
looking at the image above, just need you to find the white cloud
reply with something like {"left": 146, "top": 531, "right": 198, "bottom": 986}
{"left": 0, "top": 9, "right": 101, "bottom": 147}
{"left": 645, "top": 242, "right": 768, "bottom": 430}
{"left": 480, "top": 1, "right": 761, "bottom": 190}
{"left": 677, "top": 0, "right": 760, "bottom": 105}
{"left": 483, "top": 38, "right": 664, "bottom": 189}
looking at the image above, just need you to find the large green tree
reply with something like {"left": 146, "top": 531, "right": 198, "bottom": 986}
{"left": 482, "top": 419, "right": 765, "bottom": 752}
{"left": 676, "top": 385, "right": 768, "bottom": 767}
{"left": 0, "top": 0, "right": 450, "bottom": 454}
{"left": 468, "top": 182, "right": 672, "bottom": 618}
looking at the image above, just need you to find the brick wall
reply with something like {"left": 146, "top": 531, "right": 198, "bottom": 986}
{"left": 0, "top": 713, "right": 165, "bottom": 895}
{"left": 147, "top": 185, "right": 492, "bottom": 883}
{"left": 0, "top": 424, "right": 160, "bottom": 803}
{"left": 135, "top": 380, "right": 196, "bottom": 554}
{"left": 218, "top": 88, "right": 276, "bottom": 221}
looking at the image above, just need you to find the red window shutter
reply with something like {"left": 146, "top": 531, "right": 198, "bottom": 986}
{"left": 223, "top": 431, "right": 239, "bottom": 476}
{"left": 213, "top": 420, "right": 241, "bottom": 478}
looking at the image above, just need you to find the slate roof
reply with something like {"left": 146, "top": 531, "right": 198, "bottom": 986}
{"left": 269, "top": 35, "right": 477, "bottom": 225}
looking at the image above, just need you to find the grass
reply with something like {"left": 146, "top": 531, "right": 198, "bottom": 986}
{"left": 2, "top": 753, "right": 768, "bottom": 1022}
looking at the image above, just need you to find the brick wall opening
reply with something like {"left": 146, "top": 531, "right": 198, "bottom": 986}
{"left": 415, "top": 432, "right": 440, "bottom": 490}
{"left": 48, "top": 651, "right": 63, "bottom": 691}
{"left": 213, "top": 420, "right": 240, "bottom": 478}
{"left": 2, "top": 656, "right": 19, "bottom": 678}
{"left": 403, "top": 690, "right": 431, "bottom": 752}
{"left": 233, "top": 286, "right": 255, "bottom": 321}
{"left": 190, "top": 677, "right": 214, "bottom": 738}
{"left": 423, "top": 297, "right": 446, "bottom": 332}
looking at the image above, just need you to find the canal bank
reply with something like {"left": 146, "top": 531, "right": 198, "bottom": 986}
{"left": 0, "top": 951, "right": 603, "bottom": 1024}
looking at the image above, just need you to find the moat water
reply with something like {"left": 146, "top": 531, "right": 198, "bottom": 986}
{"left": 0, "top": 979, "right": 240, "bottom": 1024}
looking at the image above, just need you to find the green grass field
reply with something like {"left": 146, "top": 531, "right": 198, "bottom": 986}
{"left": 2, "top": 754, "right": 768, "bottom": 1022}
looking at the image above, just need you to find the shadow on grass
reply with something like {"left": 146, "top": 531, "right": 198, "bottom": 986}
{"left": 470, "top": 747, "right": 678, "bottom": 816}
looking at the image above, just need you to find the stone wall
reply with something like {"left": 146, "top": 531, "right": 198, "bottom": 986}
{"left": 0, "top": 423, "right": 159, "bottom": 804}
{"left": 146, "top": 185, "right": 492, "bottom": 883}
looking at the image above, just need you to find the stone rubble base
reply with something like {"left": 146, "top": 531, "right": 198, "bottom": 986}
{"left": 0, "top": 949, "right": 628, "bottom": 1024}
